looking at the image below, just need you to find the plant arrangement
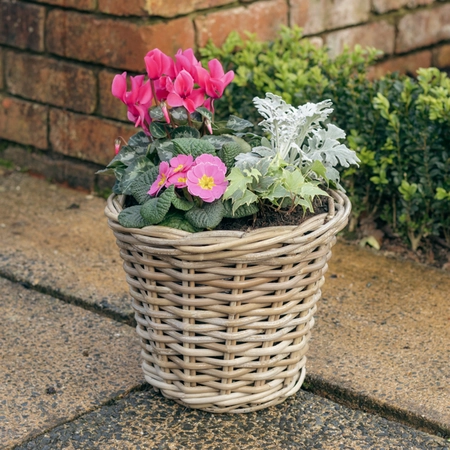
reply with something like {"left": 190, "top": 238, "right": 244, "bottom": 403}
{"left": 99, "top": 48, "right": 359, "bottom": 232}
{"left": 201, "top": 27, "right": 450, "bottom": 254}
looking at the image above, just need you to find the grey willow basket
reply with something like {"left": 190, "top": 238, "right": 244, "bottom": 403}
{"left": 105, "top": 190, "right": 351, "bottom": 413}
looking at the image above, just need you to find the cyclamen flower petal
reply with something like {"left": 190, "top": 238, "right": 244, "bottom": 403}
{"left": 197, "top": 59, "right": 234, "bottom": 99}
{"left": 166, "top": 70, "right": 205, "bottom": 113}
{"left": 186, "top": 162, "right": 228, "bottom": 202}
{"left": 145, "top": 49, "right": 175, "bottom": 80}
{"left": 148, "top": 162, "right": 173, "bottom": 196}
{"left": 175, "top": 48, "right": 202, "bottom": 80}
{"left": 111, "top": 72, "right": 128, "bottom": 101}
{"left": 111, "top": 73, "right": 153, "bottom": 133}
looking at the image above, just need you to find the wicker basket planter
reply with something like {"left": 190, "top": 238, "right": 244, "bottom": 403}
{"left": 105, "top": 190, "right": 351, "bottom": 413}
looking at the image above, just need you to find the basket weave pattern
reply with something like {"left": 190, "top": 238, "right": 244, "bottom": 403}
{"left": 105, "top": 191, "right": 351, "bottom": 413}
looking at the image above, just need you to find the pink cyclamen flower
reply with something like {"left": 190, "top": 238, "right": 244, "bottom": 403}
{"left": 186, "top": 158, "right": 228, "bottom": 203}
{"left": 148, "top": 162, "right": 173, "bottom": 196}
{"left": 175, "top": 48, "right": 202, "bottom": 80}
{"left": 144, "top": 49, "right": 175, "bottom": 80}
{"left": 166, "top": 70, "right": 205, "bottom": 114}
{"left": 167, "top": 155, "right": 194, "bottom": 188}
{"left": 197, "top": 59, "right": 234, "bottom": 99}
{"left": 111, "top": 73, "right": 153, "bottom": 132}
{"left": 114, "top": 138, "right": 121, "bottom": 155}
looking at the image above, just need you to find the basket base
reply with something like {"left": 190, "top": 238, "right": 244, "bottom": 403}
{"left": 142, "top": 360, "right": 307, "bottom": 414}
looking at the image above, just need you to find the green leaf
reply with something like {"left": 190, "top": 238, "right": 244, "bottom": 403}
{"left": 196, "top": 106, "right": 213, "bottom": 122}
{"left": 106, "top": 145, "right": 143, "bottom": 168}
{"left": 155, "top": 140, "right": 174, "bottom": 162}
{"left": 226, "top": 115, "right": 254, "bottom": 131}
{"left": 149, "top": 106, "right": 165, "bottom": 121}
{"left": 128, "top": 131, "right": 151, "bottom": 150}
{"left": 223, "top": 200, "right": 259, "bottom": 218}
{"left": 170, "top": 126, "right": 200, "bottom": 139}
{"left": 140, "top": 185, "right": 175, "bottom": 225}
{"left": 282, "top": 168, "right": 305, "bottom": 192}
{"left": 130, "top": 167, "right": 159, "bottom": 204}
{"left": 149, "top": 122, "right": 168, "bottom": 139}
{"left": 118, "top": 205, "right": 146, "bottom": 228}
{"left": 172, "top": 138, "right": 216, "bottom": 158}
{"left": 231, "top": 189, "right": 259, "bottom": 212}
{"left": 219, "top": 141, "right": 244, "bottom": 170}
{"left": 158, "top": 211, "right": 200, "bottom": 232}
{"left": 224, "top": 167, "right": 255, "bottom": 201}
{"left": 308, "top": 160, "right": 327, "bottom": 179}
{"left": 185, "top": 201, "right": 225, "bottom": 229}
{"left": 201, "top": 134, "right": 235, "bottom": 150}
{"left": 120, "top": 156, "right": 155, "bottom": 195}
{"left": 298, "top": 183, "right": 328, "bottom": 198}
{"left": 172, "top": 196, "right": 194, "bottom": 211}
{"left": 171, "top": 107, "right": 188, "bottom": 125}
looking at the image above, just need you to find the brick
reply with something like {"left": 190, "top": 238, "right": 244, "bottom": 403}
{"left": 368, "top": 50, "right": 432, "bottom": 79}
{"left": 290, "top": 0, "right": 371, "bottom": 35}
{"left": 98, "top": 0, "right": 147, "bottom": 15}
{"left": 0, "top": 47, "right": 3, "bottom": 90}
{"left": 325, "top": 21, "right": 396, "bottom": 58}
{"left": 46, "top": 10, "right": 195, "bottom": 71}
{"left": 372, "top": 0, "right": 434, "bottom": 14}
{"left": 5, "top": 51, "right": 97, "bottom": 114}
{"left": 435, "top": 44, "right": 450, "bottom": 68}
{"left": 195, "top": 0, "right": 288, "bottom": 48}
{"left": 1, "top": 145, "right": 97, "bottom": 190}
{"left": 396, "top": 4, "right": 450, "bottom": 53}
{"left": 49, "top": 109, "right": 136, "bottom": 166}
{"left": 0, "top": 95, "right": 48, "bottom": 149}
{"left": 31, "top": 0, "right": 95, "bottom": 11}
{"left": 98, "top": 0, "right": 234, "bottom": 17}
{"left": 99, "top": 70, "right": 129, "bottom": 122}
{"left": 0, "top": 1, "right": 45, "bottom": 51}
{"left": 143, "top": 0, "right": 235, "bottom": 18}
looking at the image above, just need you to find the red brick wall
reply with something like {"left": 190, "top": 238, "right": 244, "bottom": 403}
{"left": 1, "top": 0, "right": 449, "bottom": 190}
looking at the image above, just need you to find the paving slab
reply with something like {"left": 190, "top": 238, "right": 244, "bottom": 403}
{"left": 308, "top": 243, "right": 450, "bottom": 436}
{"left": 1, "top": 170, "right": 450, "bottom": 437}
{"left": 14, "top": 388, "right": 450, "bottom": 450}
{"left": 0, "top": 277, "right": 143, "bottom": 449}
{"left": 0, "top": 170, "right": 131, "bottom": 321}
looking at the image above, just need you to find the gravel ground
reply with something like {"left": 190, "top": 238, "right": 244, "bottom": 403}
{"left": 16, "top": 388, "right": 450, "bottom": 450}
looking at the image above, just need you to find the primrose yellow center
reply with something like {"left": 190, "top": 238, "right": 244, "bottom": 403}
{"left": 198, "top": 175, "right": 216, "bottom": 190}
{"left": 158, "top": 174, "right": 167, "bottom": 186}
{"left": 174, "top": 164, "right": 184, "bottom": 173}
{"left": 178, "top": 176, "right": 187, "bottom": 183}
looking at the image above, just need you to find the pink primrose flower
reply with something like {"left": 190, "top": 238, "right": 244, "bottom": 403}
{"left": 194, "top": 154, "right": 227, "bottom": 174}
{"left": 175, "top": 48, "right": 202, "bottom": 80}
{"left": 186, "top": 159, "right": 228, "bottom": 203}
{"left": 111, "top": 73, "right": 153, "bottom": 133}
{"left": 197, "top": 59, "right": 234, "bottom": 99}
{"left": 166, "top": 70, "right": 205, "bottom": 114}
{"left": 167, "top": 155, "right": 194, "bottom": 188}
{"left": 144, "top": 49, "right": 175, "bottom": 80}
{"left": 148, "top": 161, "right": 173, "bottom": 196}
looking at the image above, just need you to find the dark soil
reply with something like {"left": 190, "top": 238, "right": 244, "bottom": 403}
{"left": 218, "top": 195, "right": 330, "bottom": 231}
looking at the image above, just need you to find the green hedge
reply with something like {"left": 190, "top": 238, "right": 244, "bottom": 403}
{"left": 200, "top": 27, "right": 450, "bottom": 250}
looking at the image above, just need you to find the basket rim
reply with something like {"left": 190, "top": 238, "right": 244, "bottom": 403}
{"left": 104, "top": 189, "right": 351, "bottom": 245}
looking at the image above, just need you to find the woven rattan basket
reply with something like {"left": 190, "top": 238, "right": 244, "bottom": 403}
{"left": 105, "top": 190, "right": 351, "bottom": 413}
